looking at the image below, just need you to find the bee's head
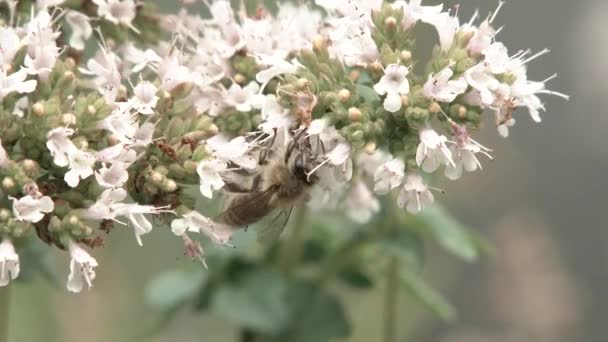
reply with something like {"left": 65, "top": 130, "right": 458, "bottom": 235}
{"left": 292, "top": 152, "right": 317, "bottom": 185}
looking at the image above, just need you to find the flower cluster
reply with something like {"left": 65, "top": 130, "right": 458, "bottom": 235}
{"left": 0, "top": 0, "right": 565, "bottom": 292}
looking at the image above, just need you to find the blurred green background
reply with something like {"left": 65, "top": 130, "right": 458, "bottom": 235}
{"left": 5, "top": 0, "right": 604, "bottom": 341}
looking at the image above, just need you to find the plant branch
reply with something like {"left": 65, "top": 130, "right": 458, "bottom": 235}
{"left": 279, "top": 207, "right": 308, "bottom": 276}
{"left": 0, "top": 285, "right": 10, "bottom": 342}
{"left": 383, "top": 257, "right": 399, "bottom": 342}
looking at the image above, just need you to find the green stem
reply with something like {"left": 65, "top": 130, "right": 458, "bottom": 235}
{"left": 383, "top": 258, "right": 399, "bottom": 342}
{"left": 279, "top": 207, "right": 308, "bottom": 276}
{"left": 0, "top": 285, "right": 10, "bottom": 342}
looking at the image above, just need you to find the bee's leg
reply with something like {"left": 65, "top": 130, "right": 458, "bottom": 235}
{"left": 251, "top": 174, "right": 262, "bottom": 191}
{"left": 222, "top": 180, "right": 255, "bottom": 194}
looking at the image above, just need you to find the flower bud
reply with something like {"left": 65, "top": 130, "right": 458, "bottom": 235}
{"left": 87, "top": 105, "right": 96, "bottom": 115}
{"left": 384, "top": 16, "right": 398, "bottom": 31}
{"left": 61, "top": 113, "right": 77, "bottom": 126}
{"left": 401, "top": 94, "right": 410, "bottom": 107}
{"left": 296, "top": 78, "right": 310, "bottom": 89}
{"left": 150, "top": 171, "right": 164, "bottom": 185}
{"left": 400, "top": 50, "right": 412, "bottom": 63}
{"left": 338, "top": 89, "right": 351, "bottom": 103}
{"left": 348, "top": 107, "right": 362, "bottom": 122}
{"left": 33, "top": 102, "right": 45, "bottom": 117}
{"left": 162, "top": 179, "right": 178, "bottom": 192}
{"left": 428, "top": 102, "right": 441, "bottom": 114}
{"left": 234, "top": 73, "right": 246, "bottom": 85}
{"left": 312, "top": 35, "right": 328, "bottom": 52}
{"left": 364, "top": 141, "right": 377, "bottom": 154}
{"left": 65, "top": 57, "right": 76, "bottom": 69}
{"left": 349, "top": 70, "right": 360, "bottom": 82}
{"left": 2, "top": 177, "right": 16, "bottom": 191}
{"left": 457, "top": 105, "right": 467, "bottom": 118}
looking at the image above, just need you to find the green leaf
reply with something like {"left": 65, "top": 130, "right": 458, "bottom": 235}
{"left": 212, "top": 269, "right": 289, "bottom": 334}
{"left": 399, "top": 269, "right": 456, "bottom": 322}
{"left": 356, "top": 84, "right": 381, "bottom": 103}
{"left": 145, "top": 268, "right": 206, "bottom": 312}
{"left": 338, "top": 266, "right": 374, "bottom": 289}
{"left": 380, "top": 228, "right": 425, "bottom": 270}
{"left": 17, "top": 239, "right": 60, "bottom": 287}
{"left": 276, "top": 283, "right": 350, "bottom": 342}
{"left": 413, "top": 205, "right": 481, "bottom": 262}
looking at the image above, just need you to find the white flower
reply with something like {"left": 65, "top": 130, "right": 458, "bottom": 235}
{"left": 392, "top": 0, "right": 443, "bottom": 29}
{"left": 132, "top": 122, "right": 156, "bottom": 147}
{"left": 197, "top": 158, "right": 227, "bottom": 199}
{"left": 12, "top": 96, "right": 28, "bottom": 118}
{"left": 132, "top": 81, "right": 158, "bottom": 115}
{"left": 93, "top": 0, "right": 139, "bottom": 33}
{"left": 206, "top": 135, "right": 256, "bottom": 170}
{"left": 326, "top": 143, "right": 353, "bottom": 181}
{"left": 224, "top": 82, "right": 262, "bottom": 112}
{"left": 397, "top": 172, "right": 434, "bottom": 213}
{"left": 46, "top": 127, "right": 76, "bottom": 167}
{"left": 328, "top": 19, "right": 379, "bottom": 67}
{"left": 345, "top": 181, "right": 380, "bottom": 223}
{"left": 0, "top": 27, "right": 21, "bottom": 66}
{"left": 79, "top": 47, "right": 122, "bottom": 89}
{"left": 426, "top": 12, "right": 460, "bottom": 51}
{"left": 464, "top": 63, "right": 500, "bottom": 106}
{"left": 497, "top": 117, "right": 516, "bottom": 138}
{"left": 171, "top": 211, "right": 233, "bottom": 246}
{"left": 464, "top": 2, "right": 503, "bottom": 55}
{"left": 158, "top": 52, "right": 192, "bottom": 91}
{"left": 482, "top": 42, "right": 510, "bottom": 74}
{"left": 422, "top": 65, "right": 468, "bottom": 102}
{"left": 373, "top": 158, "right": 405, "bottom": 194}
{"left": 23, "top": 44, "right": 59, "bottom": 81}
{"left": 511, "top": 77, "right": 569, "bottom": 123}
{"left": 374, "top": 64, "right": 410, "bottom": 112}
{"left": 37, "top": 0, "right": 65, "bottom": 8}
{"left": 10, "top": 195, "right": 54, "bottom": 223}
{"left": 64, "top": 149, "right": 96, "bottom": 187}
{"left": 259, "top": 95, "right": 294, "bottom": 135}
{"left": 415, "top": 127, "right": 454, "bottom": 173}
{"left": 444, "top": 139, "right": 492, "bottom": 180}
{"left": 307, "top": 118, "right": 329, "bottom": 136}
{"left": 94, "top": 162, "right": 129, "bottom": 188}
{"left": 113, "top": 203, "right": 170, "bottom": 246}
{"left": 67, "top": 242, "right": 98, "bottom": 293}
{"left": 121, "top": 43, "right": 162, "bottom": 73}
{"left": 0, "top": 239, "right": 19, "bottom": 286}
{"left": 83, "top": 188, "right": 127, "bottom": 221}
{"left": 0, "top": 68, "right": 38, "bottom": 101}
{"left": 65, "top": 11, "right": 92, "bottom": 51}
{"left": 255, "top": 55, "right": 299, "bottom": 89}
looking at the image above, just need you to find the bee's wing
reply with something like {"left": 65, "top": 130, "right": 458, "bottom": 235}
{"left": 255, "top": 206, "right": 294, "bottom": 244}
{"left": 215, "top": 187, "right": 277, "bottom": 225}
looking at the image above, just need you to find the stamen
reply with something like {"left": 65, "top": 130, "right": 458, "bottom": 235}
{"left": 490, "top": 1, "right": 505, "bottom": 23}
{"left": 521, "top": 48, "right": 550, "bottom": 65}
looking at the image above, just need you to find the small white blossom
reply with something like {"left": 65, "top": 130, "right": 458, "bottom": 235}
{"left": 79, "top": 46, "right": 122, "bottom": 89}
{"left": 113, "top": 203, "right": 170, "bottom": 246}
{"left": 121, "top": 43, "right": 162, "bottom": 73}
{"left": 197, "top": 158, "right": 227, "bottom": 199}
{"left": 392, "top": 0, "right": 443, "bottom": 29}
{"left": 259, "top": 95, "right": 294, "bottom": 135}
{"left": 224, "top": 82, "right": 263, "bottom": 112}
{"left": 158, "top": 52, "right": 192, "bottom": 91}
{"left": 206, "top": 135, "right": 256, "bottom": 170}
{"left": 397, "top": 172, "right": 434, "bottom": 213}
{"left": 416, "top": 127, "right": 454, "bottom": 173}
{"left": 422, "top": 65, "right": 468, "bottom": 102}
{"left": 444, "top": 136, "right": 492, "bottom": 180}
{"left": 12, "top": 96, "right": 28, "bottom": 118}
{"left": 373, "top": 158, "right": 405, "bottom": 194}
{"left": 171, "top": 211, "right": 233, "bottom": 246}
{"left": 497, "top": 117, "right": 516, "bottom": 138}
{"left": 345, "top": 181, "right": 380, "bottom": 223}
{"left": 10, "top": 195, "right": 54, "bottom": 223}
{"left": 482, "top": 42, "right": 510, "bottom": 74}
{"left": 0, "top": 68, "right": 38, "bottom": 101}
{"left": 24, "top": 44, "right": 59, "bottom": 81}
{"left": 65, "top": 11, "right": 92, "bottom": 51}
{"left": 94, "top": 162, "right": 129, "bottom": 188}
{"left": 0, "top": 27, "right": 21, "bottom": 66}
{"left": 132, "top": 81, "right": 159, "bottom": 115}
{"left": 67, "top": 242, "right": 98, "bottom": 293}
{"left": 64, "top": 149, "right": 96, "bottom": 187}
{"left": 374, "top": 64, "right": 410, "bottom": 113}
{"left": 47, "top": 127, "right": 76, "bottom": 167}
{"left": 93, "top": 0, "right": 139, "bottom": 33}
{"left": 0, "top": 239, "right": 19, "bottom": 286}
{"left": 255, "top": 55, "right": 299, "bottom": 89}
{"left": 464, "top": 63, "right": 500, "bottom": 106}
{"left": 83, "top": 188, "right": 127, "bottom": 221}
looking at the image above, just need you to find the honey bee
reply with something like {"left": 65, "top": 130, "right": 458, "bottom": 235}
{"left": 216, "top": 131, "right": 319, "bottom": 242}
